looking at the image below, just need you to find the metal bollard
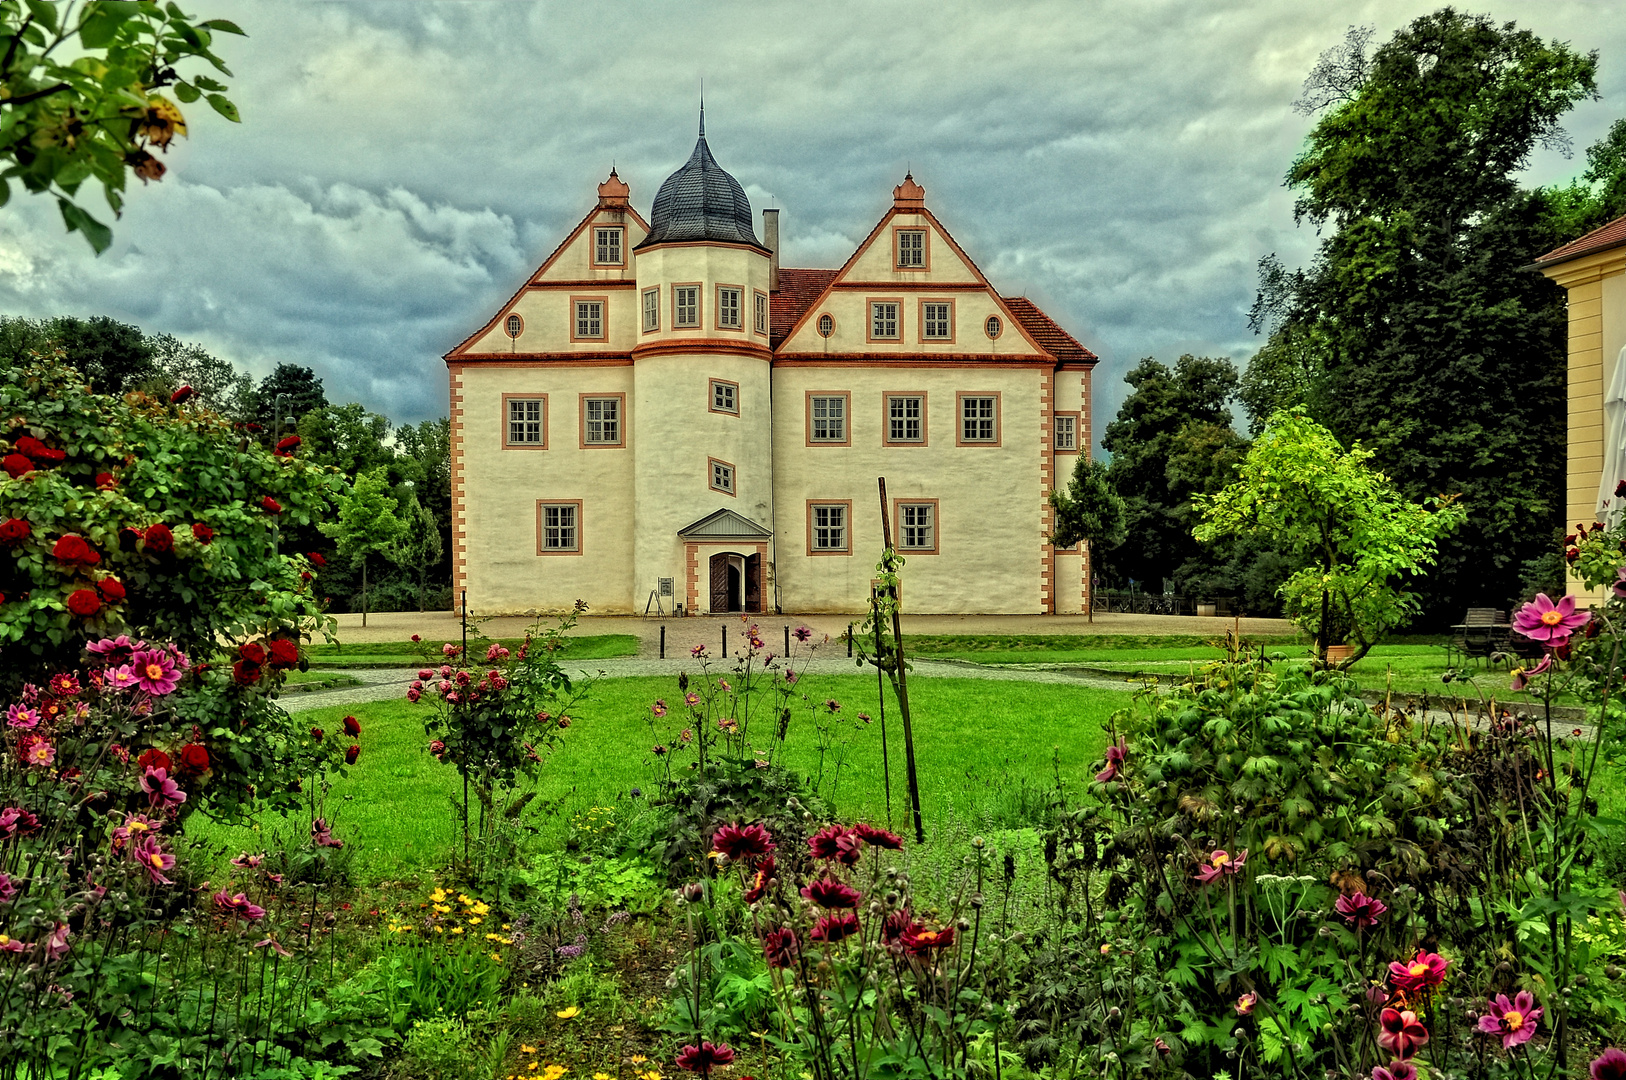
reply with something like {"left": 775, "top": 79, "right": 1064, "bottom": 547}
{"left": 848, "top": 623, "right": 853, "bottom": 658}
{"left": 722, "top": 626, "right": 727, "bottom": 657}
{"left": 660, "top": 625, "right": 665, "bottom": 659}
{"left": 784, "top": 625, "right": 790, "bottom": 655}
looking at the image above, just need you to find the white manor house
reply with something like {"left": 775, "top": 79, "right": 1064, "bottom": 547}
{"left": 445, "top": 123, "right": 1097, "bottom": 616}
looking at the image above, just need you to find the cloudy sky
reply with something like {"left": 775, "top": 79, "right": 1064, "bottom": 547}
{"left": 1, "top": 0, "right": 1622, "bottom": 445}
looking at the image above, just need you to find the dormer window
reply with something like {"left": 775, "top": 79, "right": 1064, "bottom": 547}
{"left": 593, "top": 227, "right": 624, "bottom": 266}
{"left": 896, "top": 229, "right": 926, "bottom": 269}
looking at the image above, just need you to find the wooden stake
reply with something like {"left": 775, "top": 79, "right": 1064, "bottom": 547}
{"left": 879, "top": 478, "right": 925, "bottom": 844}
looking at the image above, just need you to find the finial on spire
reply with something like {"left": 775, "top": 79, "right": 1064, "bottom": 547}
{"left": 699, "top": 79, "right": 705, "bottom": 137}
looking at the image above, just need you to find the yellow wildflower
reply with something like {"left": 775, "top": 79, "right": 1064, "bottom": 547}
{"left": 521, "top": 1045, "right": 537, "bottom": 1054}
{"left": 595, "top": 1074, "right": 613, "bottom": 1079}
{"left": 490, "top": 952, "right": 503, "bottom": 962}
{"left": 556, "top": 1005, "right": 581, "bottom": 1019}
{"left": 630, "top": 1056, "right": 648, "bottom": 1065}
{"left": 473, "top": 901, "right": 491, "bottom": 915}
{"left": 544, "top": 1068, "right": 568, "bottom": 1080}
{"left": 469, "top": 916, "right": 483, "bottom": 925}
{"left": 451, "top": 926, "right": 464, "bottom": 935}
{"left": 433, "top": 903, "right": 452, "bottom": 914}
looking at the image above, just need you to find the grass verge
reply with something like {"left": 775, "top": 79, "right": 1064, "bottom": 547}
{"left": 304, "top": 634, "right": 640, "bottom": 668}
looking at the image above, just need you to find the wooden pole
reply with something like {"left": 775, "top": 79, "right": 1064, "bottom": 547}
{"left": 872, "top": 588, "right": 893, "bottom": 827}
{"left": 1084, "top": 538, "right": 1093, "bottom": 623}
{"left": 879, "top": 478, "right": 925, "bottom": 844}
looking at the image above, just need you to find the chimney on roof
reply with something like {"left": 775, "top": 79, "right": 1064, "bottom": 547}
{"left": 893, "top": 172, "right": 925, "bottom": 210}
{"left": 597, "top": 168, "right": 630, "bottom": 209}
{"left": 763, "top": 208, "right": 780, "bottom": 291}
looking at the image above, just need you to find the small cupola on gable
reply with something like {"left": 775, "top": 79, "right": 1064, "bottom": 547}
{"left": 893, "top": 172, "right": 925, "bottom": 210}
{"left": 598, "top": 168, "right": 631, "bottom": 209}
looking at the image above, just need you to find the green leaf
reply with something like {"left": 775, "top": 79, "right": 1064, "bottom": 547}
{"left": 173, "top": 80, "right": 200, "bottom": 103}
{"left": 24, "top": 0, "right": 58, "bottom": 32}
{"left": 192, "top": 75, "right": 224, "bottom": 91}
{"left": 58, "top": 196, "right": 112, "bottom": 252}
{"left": 0, "top": 178, "right": 10, "bottom": 209}
{"left": 205, "top": 92, "right": 239, "bottom": 123}
{"left": 199, "top": 18, "right": 245, "bottom": 35}
{"left": 78, "top": 6, "right": 133, "bottom": 49}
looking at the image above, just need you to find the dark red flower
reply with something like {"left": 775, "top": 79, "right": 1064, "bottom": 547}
{"left": 900, "top": 923, "right": 956, "bottom": 956}
{"left": 178, "top": 744, "right": 210, "bottom": 773}
{"left": 52, "top": 535, "right": 101, "bottom": 567}
{"left": 95, "top": 472, "right": 117, "bottom": 489}
{"left": 233, "top": 660, "right": 262, "bottom": 685}
{"left": 191, "top": 523, "right": 214, "bottom": 544}
{"left": 2, "top": 453, "right": 31, "bottom": 478}
{"left": 97, "top": 576, "right": 125, "bottom": 602}
{"left": 342, "top": 715, "right": 361, "bottom": 737}
{"left": 810, "top": 911, "right": 862, "bottom": 943}
{"left": 67, "top": 588, "right": 101, "bottom": 616}
{"left": 712, "top": 822, "right": 774, "bottom": 864}
{"left": 307, "top": 551, "right": 327, "bottom": 567}
{"left": 1592, "top": 1048, "right": 1626, "bottom": 1080}
{"left": 261, "top": 496, "right": 282, "bottom": 515}
{"left": 143, "top": 523, "right": 174, "bottom": 554}
{"left": 311, "top": 727, "right": 324, "bottom": 741}
{"left": 15, "top": 436, "right": 63, "bottom": 463}
{"left": 275, "top": 435, "right": 301, "bottom": 453}
{"left": 239, "top": 642, "right": 267, "bottom": 665}
{"left": 0, "top": 517, "right": 30, "bottom": 544}
{"left": 675, "top": 1041, "right": 735, "bottom": 1077}
{"left": 169, "top": 385, "right": 194, "bottom": 405}
{"left": 801, "top": 877, "right": 862, "bottom": 909}
{"left": 743, "top": 854, "right": 776, "bottom": 903}
{"left": 137, "top": 749, "right": 173, "bottom": 773}
{"left": 268, "top": 639, "right": 300, "bottom": 668}
{"left": 882, "top": 908, "right": 913, "bottom": 942}
{"left": 808, "top": 823, "right": 863, "bottom": 865}
{"left": 853, "top": 822, "right": 903, "bottom": 850}
{"left": 1378, "top": 1008, "right": 1429, "bottom": 1060}
{"left": 345, "top": 744, "right": 359, "bottom": 765}
{"left": 245, "top": 422, "right": 262, "bottom": 432}
{"left": 1336, "top": 891, "right": 1388, "bottom": 929}
{"left": 761, "top": 925, "right": 798, "bottom": 968}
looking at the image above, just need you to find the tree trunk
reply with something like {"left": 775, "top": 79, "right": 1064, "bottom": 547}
{"left": 362, "top": 554, "right": 368, "bottom": 628}
{"left": 1085, "top": 539, "right": 1093, "bottom": 623}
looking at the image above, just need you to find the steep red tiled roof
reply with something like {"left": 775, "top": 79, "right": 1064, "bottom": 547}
{"left": 1001, "top": 296, "right": 1097, "bottom": 363}
{"left": 1535, "top": 213, "right": 1626, "bottom": 268}
{"left": 771, "top": 268, "right": 838, "bottom": 349}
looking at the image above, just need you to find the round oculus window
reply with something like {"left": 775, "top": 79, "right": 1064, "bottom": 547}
{"left": 985, "top": 315, "right": 1002, "bottom": 339}
{"left": 505, "top": 314, "right": 524, "bottom": 338}
{"left": 816, "top": 313, "right": 835, "bottom": 338}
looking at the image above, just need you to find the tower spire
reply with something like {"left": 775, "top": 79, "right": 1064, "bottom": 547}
{"left": 699, "top": 82, "right": 705, "bottom": 138}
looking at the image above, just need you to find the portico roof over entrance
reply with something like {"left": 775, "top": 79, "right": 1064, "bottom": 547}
{"left": 677, "top": 508, "right": 772, "bottom": 541}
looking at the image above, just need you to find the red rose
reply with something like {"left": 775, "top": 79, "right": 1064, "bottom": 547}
{"left": 66, "top": 588, "right": 101, "bottom": 616}
{"left": 137, "top": 748, "right": 172, "bottom": 773}
{"left": 51, "top": 535, "right": 101, "bottom": 567}
{"left": 342, "top": 715, "right": 361, "bottom": 737}
{"left": 191, "top": 522, "right": 214, "bottom": 544}
{"left": 245, "top": 422, "right": 262, "bottom": 432}
{"left": 169, "top": 385, "right": 194, "bottom": 405}
{"left": 143, "top": 523, "right": 174, "bottom": 554}
{"left": 310, "top": 727, "right": 324, "bottom": 741}
{"left": 95, "top": 472, "right": 117, "bottom": 490}
{"left": 238, "top": 641, "right": 267, "bottom": 665}
{"left": 0, "top": 517, "right": 29, "bottom": 544}
{"left": 300, "top": 571, "right": 312, "bottom": 582}
{"left": 274, "top": 435, "right": 301, "bottom": 455}
{"left": 232, "top": 659, "right": 262, "bottom": 685}
{"left": 3, "top": 453, "right": 32, "bottom": 478}
{"left": 261, "top": 496, "right": 282, "bottom": 515}
{"left": 307, "top": 552, "right": 326, "bottom": 567}
{"left": 268, "top": 639, "right": 299, "bottom": 668}
{"left": 178, "top": 743, "right": 210, "bottom": 773}
{"left": 97, "top": 576, "right": 125, "bottom": 602}
{"left": 14, "top": 436, "right": 62, "bottom": 463}
{"left": 345, "top": 744, "right": 360, "bottom": 765}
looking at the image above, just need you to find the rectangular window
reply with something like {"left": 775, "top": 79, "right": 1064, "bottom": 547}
{"left": 593, "top": 227, "right": 623, "bottom": 266}
{"left": 505, "top": 396, "right": 545, "bottom": 447}
{"left": 897, "top": 502, "right": 937, "bottom": 553}
{"left": 716, "top": 286, "right": 742, "bottom": 329}
{"left": 674, "top": 285, "right": 699, "bottom": 327}
{"left": 754, "top": 291, "right": 768, "bottom": 334}
{"left": 581, "top": 395, "right": 623, "bottom": 446}
{"left": 870, "top": 301, "right": 899, "bottom": 340}
{"left": 958, "top": 394, "right": 999, "bottom": 444}
{"left": 885, "top": 394, "right": 925, "bottom": 444}
{"left": 710, "top": 379, "right": 738, "bottom": 415}
{"left": 709, "top": 457, "right": 735, "bottom": 496}
{"left": 896, "top": 229, "right": 925, "bottom": 268}
{"left": 538, "top": 502, "right": 580, "bottom": 554}
{"left": 810, "top": 502, "right": 849, "bottom": 554}
{"left": 1054, "top": 414, "right": 1077, "bottom": 451}
{"left": 808, "top": 393, "right": 848, "bottom": 444}
{"left": 574, "top": 300, "right": 604, "bottom": 340}
{"left": 642, "top": 288, "right": 660, "bottom": 332}
{"left": 922, "top": 301, "right": 952, "bottom": 340}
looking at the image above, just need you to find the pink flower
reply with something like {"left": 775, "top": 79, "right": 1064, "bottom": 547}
{"left": 213, "top": 888, "right": 267, "bottom": 922}
{"left": 485, "top": 643, "right": 509, "bottom": 661}
{"left": 44, "top": 922, "right": 70, "bottom": 961}
{"left": 19, "top": 734, "right": 55, "bottom": 768}
{"left": 1194, "top": 848, "right": 1246, "bottom": 885}
{"left": 254, "top": 936, "right": 293, "bottom": 957}
{"left": 1511, "top": 653, "right": 1554, "bottom": 692}
{"left": 1614, "top": 567, "right": 1626, "bottom": 599}
{"left": 5, "top": 703, "right": 40, "bottom": 730}
{"left": 0, "top": 871, "right": 16, "bottom": 903}
{"left": 1478, "top": 990, "right": 1542, "bottom": 1050}
{"left": 140, "top": 766, "right": 187, "bottom": 808}
{"left": 416, "top": 669, "right": 433, "bottom": 680}
{"left": 1592, "top": 1049, "right": 1626, "bottom": 1080}
{"left": 1336, "top": 891, "right": 1389, "bottom": 929}
{"left": 47, "top": 673, "right": 80, "bottom": 698}
{"left": 230, "top": 852, "right": 264, "bottom": 869}
{"left": 406, "top": 687, "right": 422, "bottom": 703}
{"left": 128, "top": 649, "right": 181, "bottom": 696}
{"left": 809, "top": 911, "right": 862, "bottom": 943}
{"left": 1235, "top": 992, "right": 1257, "bottom": 1016}
{"left": 652, "top": 699, "right": 667, "bottom": 718}
{"left": 675, "top": 1041, "right": 735, "bottom": 1078}
{"left": 86, "top": 635, "right": 145, "bottom": 664}
{"left": 131, "top": 834, "right": 175, "bottom": 885}
{"left": 793, "top": 625, "right": 813, "bottom": 642}
{"left": 853, "top": 822, "right": 904, "bottom": 849}
{"left": 1372, "top": 1063, "right": 1418, "bottom": 1080}
{"left": 1388, "top": 951, "right": 1450, "bottom": 995}
{"left": 718, "top": 679, "right": 732, "bottom": 693}
{"left": 684, "top": 691, "right": 700, "bottom": 707}
{"left": 439, "top": 664, "right": 452, "bottom": 677}
{"left": 311, "top": 818, "right": 344, "bottom": 848}
{"left": 1095, "top": 737, "right": 1127, "bottom": 782}
{"left": 1378, "top": 1008, "right": 1429, "bottom": 1060}
{"left": 1513, "top": 593, "right": 1590, "bottom": 646}
{"left": 441, "top": 643, "right": 460, "bottom": 657}
{"left": 0, "top": 807, "right": 39, "bottom": 837}
{"left": 712, "top": 822, "right": 774, "bottom": 864}
{"left": 691, "top": 644, "right": 707, "bottom": 658}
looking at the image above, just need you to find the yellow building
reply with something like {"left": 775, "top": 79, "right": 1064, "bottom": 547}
{"left": 1535, "top": 214, "right": 1626, "bottom": 597}
{"left": 445, "top": 124, "right": 1097, "bottom": 616}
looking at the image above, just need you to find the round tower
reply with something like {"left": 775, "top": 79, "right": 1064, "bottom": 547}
{"left": 631, "top": 115, "right": 775, "bottom": 614}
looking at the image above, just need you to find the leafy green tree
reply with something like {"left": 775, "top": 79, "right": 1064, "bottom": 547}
{"left": 1194, "top": 409, "right": 1466, "bottom": 667}
{"left": 148, "top": 331, "right": 252, "bottom": 416}
{"left": 397, "top": 417, "right": 452, "bottom": 598}
{"left": 0, "top": 1, "right": 244, "bottom": 252}
{"left": 320, "top": 466, "right": 402, "bottom": 626}
{"left": 254, "top": 363, "right": 327, "bottom": 436}
{"left": 297, "top": 401, "right": 397, "bottom": 481}
{"left": 392, "top": 484, "right": 443, "bottom": 612}
{"left": 1251, "top": 10, "right": 1613, "bottom": 621}
{"left": 1048, "top": 455, "right": 1125, "bottom": 621}
{"left": 0, "top": 314, "right": 157, "bottom": 393}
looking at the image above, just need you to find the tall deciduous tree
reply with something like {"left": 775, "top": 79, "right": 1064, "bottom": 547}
{"left": 319, "top": 467, "right": 402, "bottom": 627}
{"left": 1048, "top": 455, "right": 1126, "bottom": 621}
{"left": 254, "top": 363, "right": 327, "bottom": 435}
{"left": 1250, "top": 10, "right": 1607, "bottom": 621}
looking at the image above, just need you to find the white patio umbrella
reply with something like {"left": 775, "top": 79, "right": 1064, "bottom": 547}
{"left": 1599, "top": 343, "right": 1626, "bottom": 527}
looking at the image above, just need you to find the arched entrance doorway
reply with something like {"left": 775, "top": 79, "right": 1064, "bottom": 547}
{"left": 709, "top": 551, "right": 762, "bottom": 613}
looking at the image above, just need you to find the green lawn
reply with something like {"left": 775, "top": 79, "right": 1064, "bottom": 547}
{"left": 302, "top": 634, "right": 641, "bottom": 669}
{"left": 190, "top": 674, "right": 1126, "bottom": 883}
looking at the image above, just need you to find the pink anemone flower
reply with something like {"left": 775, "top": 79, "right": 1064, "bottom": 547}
{"left": 1511, "top": 654, "right": 1553, "bottom": 692}
{"left": 1478, "top": 990, "right": 1542, "bottom": 1050}
{"left": 1194, "top": 848, "right": 1247, "bottom": 885}
{"left": 1513, "top": 593, "right": 1590, "bottom": 646}
{"left": 1372, "top": 1062, "right": 1418, "bottom": 1080}
{"left": 1095, "top": 737, "right": 1127, "bottom": 782}
{"left": 131, "top": 833, "right": 175, "bottom": 885}
{"left": 128, "top": 649, "right": 182, "bottom": 696}
{"left": 1335, "top": 891, "right": 1389, "bottom": 929}
{"left": 1388, "top": 950, "right": 1450, "bottom": 995}
{"left": 1378, "top": 1008, "right": 1429, "bottom": 1060}
{"left": 140, "top": 766, "right": 187, "bottom": 809}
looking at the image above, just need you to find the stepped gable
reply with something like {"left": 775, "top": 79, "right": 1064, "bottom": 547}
{"left": 1001, "top": 296, "right": 1097, "bottom": 364}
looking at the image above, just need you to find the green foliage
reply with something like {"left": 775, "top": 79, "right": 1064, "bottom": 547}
{"left": 255, "top": 363, "right": 328, "bottom": 432}
{"left": 400, "top": 1017, "right": 478, "bottom": 1080}
{"left": 0, "top": 0, "right": 246, "bottom": 252}
{"left": 321, "top": 467, "right": 402, "bottom": 567}
{"left": 1194, "top": 409, "right": 1465, "bottom": 663}
{"left": 1047, "top": 454, "right": 1125, "bottom": 551}
{"left": 1251, "top": 10, "right": 1615, "bottom": 623}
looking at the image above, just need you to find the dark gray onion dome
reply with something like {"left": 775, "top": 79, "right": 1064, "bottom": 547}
{"left": 637, "top": 118, "right": 766, "bottom": 252}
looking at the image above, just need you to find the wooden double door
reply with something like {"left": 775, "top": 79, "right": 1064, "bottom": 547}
{"left": 709, "top": 552, "right": 762, "bottom": 613}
